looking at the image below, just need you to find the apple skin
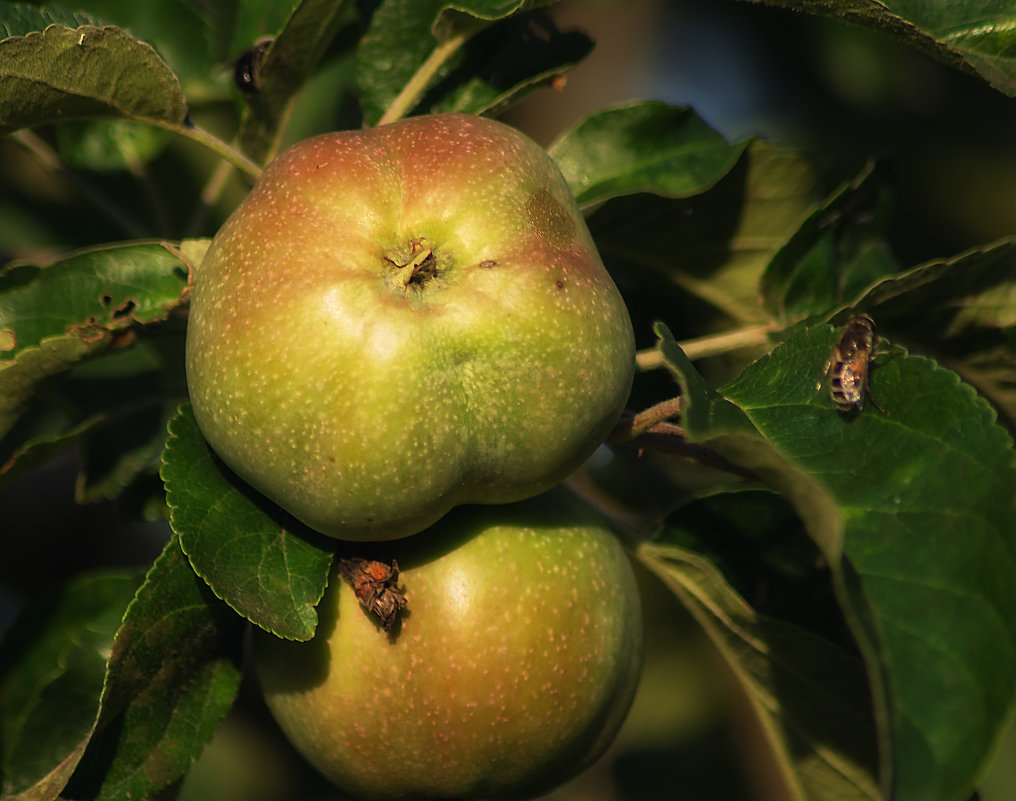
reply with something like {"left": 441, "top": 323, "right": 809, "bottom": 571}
{"left": 185, "top": 113, "right": 635, "bottom": 541}
{"left": 253, "top": 489, "right": 643, "bottom": 801}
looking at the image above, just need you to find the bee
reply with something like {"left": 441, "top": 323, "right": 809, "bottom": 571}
{"left": 819, "top": 313, "right": 886, "bottom": 414}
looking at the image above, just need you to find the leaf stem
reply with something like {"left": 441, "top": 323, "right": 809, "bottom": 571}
{"left": 611, "top": 397, "right": 683, "bottom": 442}
{"left": 376, "top": 30, "right": 471, "bottom": 126}
{"left": 151, "top": 120, "right": 263, "bottom": 181}
{"left": 637, "top": 323, "right": 775, "bottom": 371}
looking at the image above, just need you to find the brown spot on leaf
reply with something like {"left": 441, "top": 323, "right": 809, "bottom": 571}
{"left": 0, "top": 328, "right": 15, "bottom": 352}
{"left": 67, "top": 320, "right": 108, "bottom": 343}
{"left": 111, "top": 330, "right": 136, "bottom": 349}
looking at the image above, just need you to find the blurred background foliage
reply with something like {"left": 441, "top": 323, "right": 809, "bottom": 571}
{"left": 3, "top": 1, "right": 1016, "bottom": 799}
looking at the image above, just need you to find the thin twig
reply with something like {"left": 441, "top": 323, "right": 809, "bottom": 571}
{"left": 377, "top": 31, "right": 471, "bottom": 126}
{"left": 637, "top": 323, "right": 776, "bottom": 371}
{"left": 610, "top": 397, "right": 683, "bottom": 442}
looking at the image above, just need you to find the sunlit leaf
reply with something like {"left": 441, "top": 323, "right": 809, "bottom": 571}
{"left": 356, "top": 0, "right": 555, "bottom": 126}
{"left": 549, "top": 102, "right": 749, "bottom": 210}
{"left": 744, "top": 0, "right": 1016, "bottom": 97}
{"left": 591, "top": 143, "right": 817, "bottom": 333}
{"left": 659, "top": 319, "right": 1016, "bottom": 801}
{"left": 0, "top": 24, "right": 187, "bottom": 133}
{"left": 161, "top": 405, "right": 334, "bottom": 641}
{"left": 0, "top": 240, "right": 196, "bottom": 443}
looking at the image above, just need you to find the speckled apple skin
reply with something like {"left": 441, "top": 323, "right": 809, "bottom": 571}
{"left": 253, "top": 489, "right": 643, "bottom": 801}
{"left": 185, "top": 114, "right": 635, "bottom": 540}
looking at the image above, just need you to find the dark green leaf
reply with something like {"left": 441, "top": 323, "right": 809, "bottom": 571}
{"left": 639, "top": 492, "right": 879, "bottom": 801}
{"left": 237, "top": 0, "right": 353, "bottom": 164}
{"left": 427, "top": 10, "right": 592, "bottom": 118}
{"left": 54, "top": 119, "right": 170, "bottom": 172}
{"left": 590, "top": 143, "right": 817, "bottom": 327}
{"left": 859, "top": 237, "right": 1016, "bottom": 331}
{"left": 0, "top": 240, "right": 198, "bottom": 443}
{"left": 761, "top": 160, "right": 898, "bottom": 322}
{"left": 0, "top": 573, "right": 142, "bottom": 799}
{"left": 653, "top": 323, "right": 845, "bottom": 561}
{"left": 0, "top": 336, "right": 187, "bottom": 502}
{"left": 713, "top": 320, "right": 1016, "bottom": 801}
{"left": 742, "top": 0, "right": 1016, "bottom": 97}
{"left": 0, "top": 2, "right": 103, "bottom": 37}
{"left": 549, "top": 102, "right": 749, "bottom": 210}
{"left": 356, "top": 0, "right": 551, "bottom": 126}
{"left": 60, "top": 0, "right": 220, "bottom": 92}
{"left": 161, "top": 404, "right": 334, "bottom": 641}
{"left": 65, "top": 537, "right": 243, "bottom": 801}
{"left": 851, "top": 239, "right": 1016, "bottom": 428}
{"left": 0, "top": 24, "right": 187, "bottom": 133}
{"left": 188, "top": 0, "right": 295, "bottom": 66}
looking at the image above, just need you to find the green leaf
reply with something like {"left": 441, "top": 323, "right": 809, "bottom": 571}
{"left": 237, "top": 0, "right": 353, "bottom": 164}
{"left": 639, "top": 492, "right": 880, "bottom": 801}
{"left": 356, "top": 0, "right": 553, "bottom": 126}
{"left": 548, "top": 102, "right": 749, "bottom": 210}
{"left": 187, "top": 0, "right": 295, "bottom": 67}
{"left": 741, "top": 0, "right": 1016, "bottom": 97}
{"left": 65, "top": 537, "right": 243, "bottom": 801}
{"left": 653, "top": 323, "right": 846, "bottom": 562}
{"left": 761, "top": 160, "right": 898, "bottom": 322}
{"left": 0, "top": 2, "right": 103, "bottom": 37}
{"left": 54, "top": 119, "right": 171, "bottom": 172}
{"left": 60, "top": 0, "right": 220, "bottom": 93}
{"left": 0, "top": 23, "right": 187, "bottom": 133}
{"left": 161, "top": 404, "right": 334, "bottom": 641}
{"left": 0, "top": 572, "right": 142, "bottom": 799}
{"left": 851, "top": 238, "right": 1016, "bottom": 428}
{"left": 0, "top": 334, "right": 189, "bottom": 503}
{"left": 1, "top": 538, "right": 243, "bottom": 801}
{"left": 590, "top": 142, "right": 817, "bottom": 327}
{"left": 0, "top": 240, "right": 195, "bottom": 443}
{"left": 714, "top": 320, "right": 1016, "bottom": 801}
{"left": 427, "top": 11, "right": 592, "bottom": 118}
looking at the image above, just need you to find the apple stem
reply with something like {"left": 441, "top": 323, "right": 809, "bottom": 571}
{"left": 376, "top": 30, "right": 472, "bottom": 126}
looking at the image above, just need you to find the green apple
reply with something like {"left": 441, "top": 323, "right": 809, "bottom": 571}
{"left": 253, "top": 489, "right": 643, "bottom": 800}
{"left": 185, "top": 113, "right": 634, "bottom": 540}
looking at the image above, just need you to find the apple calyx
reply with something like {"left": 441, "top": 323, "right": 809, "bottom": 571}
{"left": 384, "top": 238, "right": 440, "bottom": 290}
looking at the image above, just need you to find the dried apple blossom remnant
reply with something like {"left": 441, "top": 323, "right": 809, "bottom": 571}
{"left": 335, "top": 557, "right": 407, "bottom": 631}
